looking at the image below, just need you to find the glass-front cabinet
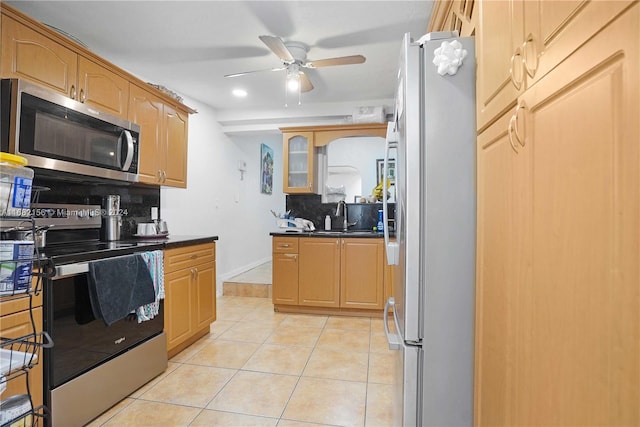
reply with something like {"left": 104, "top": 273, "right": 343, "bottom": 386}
{"left": 283, "top": 132, "right": 316, "bottom": 193}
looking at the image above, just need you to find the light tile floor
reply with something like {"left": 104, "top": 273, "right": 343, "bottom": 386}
{"left": 87, "top": 295, "right": 397, "bottom": 427}
{"left": 227, "top": 262, "right": 272, "bottom": 284}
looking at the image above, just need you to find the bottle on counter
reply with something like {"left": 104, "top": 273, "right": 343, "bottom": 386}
{"left": 324, "top": 215, "right": 332, "bottom": 231}
{"left": 377, "top": 210, "right": 384, "bottom": 233}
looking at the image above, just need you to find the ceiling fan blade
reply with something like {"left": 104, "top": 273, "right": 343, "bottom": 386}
{"left": 258, "top": 35, "right": 294, "bottom": 62}
{"left": 305, "top": 55, "right": 366, "bottom": 68}
{"left": 299, "top": 71, "right": 314, "bottom": 93}
{"left": 224, "top": 67, "right": 285, "bottom": 78}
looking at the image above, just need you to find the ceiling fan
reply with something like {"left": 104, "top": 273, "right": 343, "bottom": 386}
{"left": 224, "top": 35, "right": 366, "bottom": 93}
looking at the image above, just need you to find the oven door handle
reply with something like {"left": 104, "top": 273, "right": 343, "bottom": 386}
{"left": 54, "top": 262, "right": 89, "bottom": 278}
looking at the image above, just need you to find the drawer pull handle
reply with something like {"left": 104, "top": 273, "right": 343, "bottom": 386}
{"left": 281, "top": 244, "right": 290, "bottom": 248}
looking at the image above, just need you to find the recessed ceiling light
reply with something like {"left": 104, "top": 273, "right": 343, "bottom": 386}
{"left": 232, "top": 89, "right": 247, "bottom": 97}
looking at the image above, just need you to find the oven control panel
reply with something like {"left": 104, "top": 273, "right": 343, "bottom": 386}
{"left": 32, "top": 203, "right": 101, "bottom": 229}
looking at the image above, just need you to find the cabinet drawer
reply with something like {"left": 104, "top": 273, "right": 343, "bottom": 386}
{"left": 0, "top": 274, "right": 43, "bottom": 317}
{"left": 164, "top": 243, "right": 215, "bottom": 273}
{"left": 272, "top": 237, "right": 299, "bottom": 253}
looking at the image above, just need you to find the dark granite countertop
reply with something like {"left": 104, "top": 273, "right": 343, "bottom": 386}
{"left": 125, "top": 235, "right": 218, "bottom": 249}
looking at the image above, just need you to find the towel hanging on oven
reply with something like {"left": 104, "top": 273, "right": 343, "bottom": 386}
{"left": 135, "top": 250, "right": 164, "bottom": 323}
{"left": 87, "top": 254, "right": 156, "bottom": 326}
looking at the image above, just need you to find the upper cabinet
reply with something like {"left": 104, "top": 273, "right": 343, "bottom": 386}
{"left": 476, "top": 0, "right": 633, "bottom": 132}
{"left": 129, "top": 84, "right": 188, "bottom": 188}
{"left": 0, "top": 4, "right": 195, "bottom": 187}
{"left": 280, "top": 123, "right": 387, "bottom": 195}
{"left": 1, "top": 15, "right": 129, "bottom": 119}
{"left": 77, "top": 55, "right": 129, "bottom": 119}
{"left": 428, "top": 0, "right": 477, "bottom": 36}
{"left": 282, "top": 131, "right": 315, "bottom": 194}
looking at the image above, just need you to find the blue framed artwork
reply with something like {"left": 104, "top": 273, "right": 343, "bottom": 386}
{"left": 260, "top": 143, "right": 273, "bottom": 194}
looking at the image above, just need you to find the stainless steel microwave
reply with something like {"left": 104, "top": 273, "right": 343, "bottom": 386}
{"left": 1, "top": 79, "right": 140, "bottom": 182}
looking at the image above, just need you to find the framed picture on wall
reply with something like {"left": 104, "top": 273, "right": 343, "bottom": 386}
{"left": 261, "top": 143, "right": 274, "bottom": 194}
{"left": 376, "top": 158, "right": 395, "bottom": 185}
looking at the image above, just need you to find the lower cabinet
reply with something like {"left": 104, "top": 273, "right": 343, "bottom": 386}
{"left": 340, "top": 238, "right": 384, "bottom": 310}
{"left": 272, "top": 237, "right": 300, "bottom": 305}
{"left": 164, "top": 242, "right": 216, "bottom": 357}
{"left": 298, "top": 238, "right": 341, "bottom": 308}
{"left": 0, "top": 306, "right": 44, "bottom": 414}
{"left": 272, "top": 236, "right": 385, "bottom": 312}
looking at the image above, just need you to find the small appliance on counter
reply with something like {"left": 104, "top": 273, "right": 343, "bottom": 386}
{"left": 276, "top": 217, "right": 315, "bottom": 232}
{"left": 101, "top": 195, "right": 122, "bottom": 241}
{"left": 134, "top": 207, "right": 169, "bottom": 238}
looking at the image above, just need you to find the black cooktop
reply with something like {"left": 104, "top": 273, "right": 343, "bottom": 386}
{"left": 38, "top": 240, "right": 165, "bottom": 265}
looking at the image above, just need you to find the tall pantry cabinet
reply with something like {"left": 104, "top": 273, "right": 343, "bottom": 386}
{"left": 474, "top": 1, "right": 639, "bottom": 426}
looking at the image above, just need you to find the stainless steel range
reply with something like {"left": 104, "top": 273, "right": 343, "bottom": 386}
{"left": 35, "top": 203, "right": 167, "bottom": 427}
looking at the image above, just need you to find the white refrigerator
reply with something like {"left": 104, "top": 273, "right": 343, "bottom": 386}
{"left": 382, "top": 32, "right": 476, "bottom": 427}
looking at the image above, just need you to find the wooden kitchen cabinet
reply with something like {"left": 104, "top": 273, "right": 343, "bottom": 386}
{"left": 0, "top": 271, "right": 45, "bottom": 419}
{"left": 474, "top": 3, "right": 639, "bottom": 426}
{"left": 77, "top": 55, "right": 129, "bottom": 119}
{"left": 340, "top": 238, "right": 384, "bottom": 310}
{"left": 164, "top": 243, "right": 216, "bottom": 358}
{"left": 1, "top": 14, "right": 77, "bottom": 97}
{"left": 475, "top": 0, "right": 632, "bottom": 132}
{"left": 0, "top": 306, "right": 44, "bottom": 415}
{"left": 282, "top": 132, "right": 316, "bottom": 194}
{"left": 1, "top": 4, "right": 195, "bottom": 186}
{"left": 272, "top": 237, "right": 300, "bottom": 305}
{"left": 280, "top": 124, "right": 387, "bottom": 194}
{"left": 427, "top": 0, "right": 477, "bottom": 36}
{"left": 298, "top": 237, "right": 340, "bottom": 308}
{"left": 1, "top": 15, "right": 129, "bottom": 119}
{"left": 273, "top": 235, "right": 385, "bottom": 313}
{"left": 129, "top": 83, "right": 189, "bottom": 187}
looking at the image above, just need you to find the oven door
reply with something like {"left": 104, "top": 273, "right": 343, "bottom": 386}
{"left": 45, "top": 261, "right": 163, "bottom": 389}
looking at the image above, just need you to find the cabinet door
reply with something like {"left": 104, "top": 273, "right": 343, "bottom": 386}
{"left": 523, "top": 0, "right": 633, "bottom": 87}
{"left": 1, "top": 15, "right": 77, "bottom": 97}
{"left": 476, "top": 0, "right": 524, "bottom": 131}
{"left": 193, "top": 261, "right": 216, "bottom": 330}
{"left": 340, "top": 239, "right": 384, "bottom": 309}
{"left": 129, "top": 84, "right": 163, "bottom": 184}
{"left": 298, "top": 238, "right": 340, "bottom": 307}
{"left": 283, "top": 132, "right": 315, "bottom": 193}
{"left": 517, "top": 6, "right": 639, "bottom": 425}
{"left": 0, "top": 307, "right": 44, "bottom": 411}
{"left": 474, "top": 112, "right": 529, "bottom": 427}
{"left": 77, "top": 55, "right": 129, "bottom": 119}
{"left": 272, "top": 253, "right": 299, "bottom": 305}
{"left": 164, "top": 269, "right": 194, "bottom": 351}
{"left": 163, "top": 105, "right": 188, "bottom": 188}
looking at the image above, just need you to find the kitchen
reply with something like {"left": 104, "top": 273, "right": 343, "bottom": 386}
{"left": 1, "top": 1, "right": 639, "bottom": 427}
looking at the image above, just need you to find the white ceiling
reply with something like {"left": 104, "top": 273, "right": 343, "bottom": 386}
{"left": 7, "top": 1, "right": 432, "bottom": 126}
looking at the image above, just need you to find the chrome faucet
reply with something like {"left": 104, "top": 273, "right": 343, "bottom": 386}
{"left": 336, "top": 200, "right": 348, "bottom": 231}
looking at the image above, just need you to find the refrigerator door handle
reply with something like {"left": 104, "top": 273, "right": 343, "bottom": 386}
{"left": 383, "top": 122, "right": 399, "bottom": 266}
{"left": 384, "top": 297, "right": 402, "bottom": 350}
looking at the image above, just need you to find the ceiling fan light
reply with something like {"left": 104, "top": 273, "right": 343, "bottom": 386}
{"left": 286, "top": 75, "right": 300, "bottom": 91}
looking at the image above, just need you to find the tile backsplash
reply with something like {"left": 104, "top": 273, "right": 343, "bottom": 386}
{"left": 33, "top": 169, "right": 160, "bottom": 238}
{"left": 286, "top": 194, "right": 395, "bottom": 231}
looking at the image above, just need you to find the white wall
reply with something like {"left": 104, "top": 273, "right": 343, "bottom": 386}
{"left": 161, "top": 98, "right": 285, "bottom": 295}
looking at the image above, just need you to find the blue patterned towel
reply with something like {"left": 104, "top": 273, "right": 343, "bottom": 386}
{"left": 136, "top": 250, "right": 165, "bottom": 323}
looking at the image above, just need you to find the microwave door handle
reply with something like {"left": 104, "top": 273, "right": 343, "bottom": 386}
{"left": 120, "top": 130, "right": 134, "bottom": 171}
